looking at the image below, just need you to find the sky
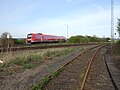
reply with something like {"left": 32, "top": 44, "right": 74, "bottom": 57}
{"left": 0, "top": 0, "right": 120, "bottom": 38}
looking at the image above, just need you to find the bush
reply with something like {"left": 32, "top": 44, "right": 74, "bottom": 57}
{"left": 0, "top": 32, "right": 14, "bottom": 47}
{"left": 68, "top": 35, "right": 88, "bottom": 43}
{"left": 86, "top": 35, "right": 101, "bottom": 42}
{"left": 14, "top": 39, "right": 26, "bottom": 44}
{"left": 112, "top": 40, "right": 120, "bottom": 55}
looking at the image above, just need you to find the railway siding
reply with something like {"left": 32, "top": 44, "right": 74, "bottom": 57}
{"left": 83, "top": 47, "right": 115, "bottom": 90}
{"left": 43, "top": 47, "right": 98, "bottom": 90}
{"left": 1, "top": 45, "right": 118, "bottom": 90}
{"left": 42, "top": 45, "right": 118, "bottom": 90}
{"left": 0, "top": 45, "right": 96, "bottom": 90}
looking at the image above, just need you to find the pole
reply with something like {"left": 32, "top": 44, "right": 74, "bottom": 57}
{"left": 7, "top": 33, "right": 10, "bottom": 52}
{"left": 67, "top": 24, "right": 68, "bottom": 39}
{"left": 111, "top": 0, "right": 114, "bottom": 42}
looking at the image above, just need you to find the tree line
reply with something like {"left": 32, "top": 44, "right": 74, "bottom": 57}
{"left": 0, "top": 18, "right": 120, "bottom": 46}
{"left": 67, "top": 35, "right": 110, "bottom": 43}
{"left": 0, "top": 32, "right": 110, "bottom": 47}
{"left": 0, "top": 32, "right": 26, "bottom": 47}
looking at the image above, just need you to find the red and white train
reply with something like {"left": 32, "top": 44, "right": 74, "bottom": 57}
{"left": 26, "top": 33, "right": 66, "bottom": 44}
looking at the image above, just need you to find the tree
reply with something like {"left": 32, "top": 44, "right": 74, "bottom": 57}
{"left": 117, "top": 18, "right": 120, "bottom": 37}
{"left": 68, "top": 35, "right": 88, "bottom": 43}
{"left": 86, "top": 35, "right": 101, "bottom": 42}
{"left": 0, "top": 32, "right": 13, "bottom": 47}
{"left": 14, "top": 38, "right": 26, "bottom": 44}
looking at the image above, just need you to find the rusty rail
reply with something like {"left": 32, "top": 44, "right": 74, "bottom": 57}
{"left": 32, "top": 45, "right": 102, "bottom": 89}
{"left": 80, "top": 46, "right": 105, "bottom": 90}
{"left": 0, "top": 43, "right": 97, "bottom": 52}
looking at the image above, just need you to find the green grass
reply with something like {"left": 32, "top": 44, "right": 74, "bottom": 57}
{"left": 0, "top": 47, "right": 81, "bottom": 76}
{"left": 23, "top": 63, "right": 37, "bottom": 69}
{"left": 0, "top": 54, "right": 43, "bottom": 70}
{"left": 43, "top": 48, "right": 74, "bottom": 59}
{"left": 112, "top": 40, "right": 120, "bottom": 55}
{"left": 32, "top": 67, "right": 64, "bottom": 90}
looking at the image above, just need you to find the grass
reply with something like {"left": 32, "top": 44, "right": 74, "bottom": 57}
{"left": 0, "top": 54, "right": 43, "bottom": 69}
{"left": 43, "top": 48, "right": 75, "bottom": 59}
{"left": 23, "top": 63, "right": 37, "bottom": 69}
{"left": 0, "top": 47, "right": 81, "bottom": 75}
{"left": 32, "top": 67, "right": 64, "bottom": 90}
{"left": 112, "top": 40, "right": 120, "bottom": 55}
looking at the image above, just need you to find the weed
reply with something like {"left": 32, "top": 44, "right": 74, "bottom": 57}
{"left": 44, "top": 50, "right": 51, "bottom": 57}
{"left": 23, "top": 63, "right": 37, "bottom": 69}
{"left": 32, "top": 67, "right": 64, "bottom": 90}
{"left": 0, "top": 47, "right": 80, "bottom": 75}
{"left": 43, "top": 48, "right": 74, "bottom": 60}
{"left": 0, "top": 54, "right": 43, "bottom": 71}
{"left": 112, "top": 40, "right": 120, "bottom": 55}
{"left": 32, "top": 77, "right": 50, "bottom": 90}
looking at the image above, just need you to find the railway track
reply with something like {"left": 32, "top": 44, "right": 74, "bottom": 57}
{"left": 34, "top": 45, "right": 117, "bottom": 90}
{"left": 0, "top": 43, "right": 97, "bottom": 52}
{"left": 1, "top": 44, "right": 117, "bottom": 90}
{"left": 104, "top": 45, "right": 119, "bottom": 90}
{"left": 82, "top": 45, "right": 119, "bottom": 90}
{"left": 0, "top": 45, "right": 99, "bottom": 90}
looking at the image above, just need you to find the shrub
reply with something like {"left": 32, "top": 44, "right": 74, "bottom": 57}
{"left": 68, "top": 35, "right": 88, "bottom": 43}
{"left": 112, "top": 40, "right": 120, "bottom": 55}
{"left": 14, "top": 39, "right": 26, "bottom": 44}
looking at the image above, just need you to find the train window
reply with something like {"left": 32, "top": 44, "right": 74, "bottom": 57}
{"left": 35, "top": 36, "right": 41, "bottom": 38}
{"left": 27, "top": 34, "right": 32, "bottom": 39}
{"left": 44, "top": 35, "right": 55, "bottom": 39}
{"left": 44, "top": 36, "right": 49, "bottom": 39}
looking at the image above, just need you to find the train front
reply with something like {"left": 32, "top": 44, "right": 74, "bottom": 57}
{"left": 26, "top": 33, "right": 43, "bottom": 44}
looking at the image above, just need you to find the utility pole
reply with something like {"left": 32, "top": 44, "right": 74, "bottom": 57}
{"left": 67, "top": 24, "right": 69, "bottom": 39}
{"left": 7, "top": 33, "right": 10, "bottom": 52}
{"left": 111, "top": 0, "right": 114, "bottom": 42}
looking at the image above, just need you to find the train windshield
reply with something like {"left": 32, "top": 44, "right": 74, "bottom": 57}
{"left": 27, "top": 34, "right": 32, "bottom": 39}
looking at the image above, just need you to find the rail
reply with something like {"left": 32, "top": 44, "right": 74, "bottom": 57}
{"left": 32, "top": 45, "right": 102, "bottom": 89}
{"left": 0, "top": 43, "right": 97, "bottom": 52}
{"left": 80, "top": 46, "right": 104, "bottom": 90}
